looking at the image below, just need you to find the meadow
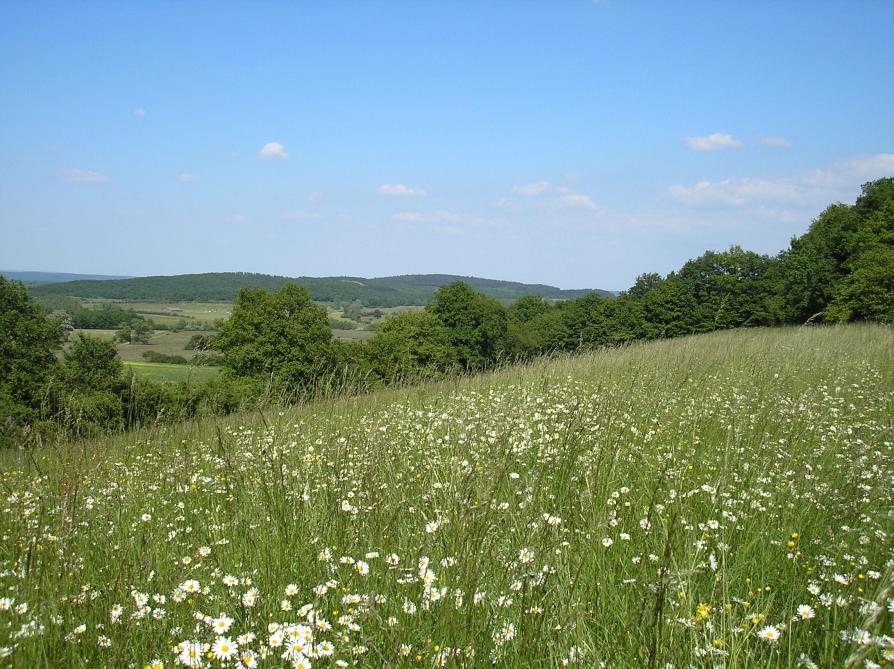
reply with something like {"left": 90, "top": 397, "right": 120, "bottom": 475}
{"left": 1, "top": 325, "right": 892, "bottom": 668}
{"left": 120, "top": 361, "right": 221, "bottom": 383}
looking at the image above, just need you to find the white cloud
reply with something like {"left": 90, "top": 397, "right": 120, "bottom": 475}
{"left": 133, "top": 108, "right": 146, "bottom": 117}
{"left": 800, "top": 153, "right": 894, "bottom": 189}
{"left": 759, "top": 135, "right": 791, "bottom": 148}
{"left": 684, "top": 132, "right": 742, "bottom": 151}
{"left": 668, "top": 178, "right": 805, "bottom": 207}
{"left": 61, "top": 168, "right": 109, "bottom": 184}
{"left": 178, "top": 173, "right": 200, "bottom": 183}
{"left": 432, "top": 225, "right": 464, "bottom": 236}
{"left": 668, "top": 153, "right": 894, "bottom": 209}
{"left": 512, "top": 180, "right": 552, "bottom": 196}
{"left": 259, "top": 142, "right": 288, "bottom": 160}
{"left": 229, "top": 214, "right": 246, "bottom": 224}
{"left": 280, "top": 210, "right": 320, "bottom": 221}
{"left": 392, "top": 211, "right": 426, "bottom": 222}
{"left": 557, "top": 193, "right": 598, "bottom": 210}
{"left": 392, "top": 209, "right": 504, "bottom": 228}
{"left": 377, "top": 183, "right": 427, "bottom": 197}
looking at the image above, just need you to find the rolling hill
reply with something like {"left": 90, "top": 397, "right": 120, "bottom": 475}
{"left": 27, "top": 271, "right": 614, "bottom": 306}
{"left": 0, "top": 270, "right": 131, "bottom": 284}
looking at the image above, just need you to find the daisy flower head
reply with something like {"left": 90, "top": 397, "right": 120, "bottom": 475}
{"left": 211, "top": 636, "right": 238, "bottom": 661}
{"left": 795, "top": 605, "right": 815, "bottom": 620}
{"left": 177, "top": 641, "right": 209, "bottom": 668}
{"left": 210, "top": 614, "right": 233, "bottom": 635}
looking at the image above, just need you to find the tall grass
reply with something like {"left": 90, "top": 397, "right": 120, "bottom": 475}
{"left": 1, "top": 325, "right": 892, "bottom": 668}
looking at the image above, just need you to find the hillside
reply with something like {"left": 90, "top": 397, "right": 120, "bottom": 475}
{"left": 28, "top": 271, "right": 612, "bottom": 306}
{"left": 0, "top": 270, "right": 131, "bottom": 284}
{"left": 2, "top": 325, "right": 892, "bottom": 666}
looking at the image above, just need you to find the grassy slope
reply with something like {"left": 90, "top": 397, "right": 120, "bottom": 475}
{"left": 1, "top": 325, "right": 892, "bottom": 667}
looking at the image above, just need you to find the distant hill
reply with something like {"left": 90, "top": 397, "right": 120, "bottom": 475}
{"left": 28, "top": 272, "right": 613, "bottom": 307}
{"left": 1, "top": 270, "right": 131, "bottom": 284}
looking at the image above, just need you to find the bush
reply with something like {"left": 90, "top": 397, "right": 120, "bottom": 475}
{"left": 141, "top": 351, "right": 189, "bottom": 365}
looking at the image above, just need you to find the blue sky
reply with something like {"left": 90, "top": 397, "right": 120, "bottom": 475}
{"left": 1, "top": 1, "right": 892, "bottom": 290}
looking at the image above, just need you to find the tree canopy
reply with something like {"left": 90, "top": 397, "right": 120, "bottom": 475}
{"left": 214, "top": 283, "right": 336, "bottom": 393}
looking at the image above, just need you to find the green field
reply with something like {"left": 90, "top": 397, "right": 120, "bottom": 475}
{"left": 3, "top": 326, "right": 892, "bottom": 667}
{"left": 121, "top": 360, "right": 221, "bottom": 382}
{"left": 68, "top": 319, "right": 376, "bottom": 379}
{"left": 70, "top": 328, "right": 204, "bottom": 358}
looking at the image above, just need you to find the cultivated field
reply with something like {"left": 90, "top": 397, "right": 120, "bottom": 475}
{"left": 120, "top": 361, "right": 221, "bottom": 383}
{"left": 1, "top": 326, "right": 892, "bottom": 667}
{"left": 70, "top": 329, "right": 210, "bottom": 363}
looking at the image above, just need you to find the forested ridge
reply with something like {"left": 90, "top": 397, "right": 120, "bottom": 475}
{"left": 1, "top": 178, "right": 892, "bottom": 446}
{"left": 27, "top": 272, "right": 612, "bottom": 306}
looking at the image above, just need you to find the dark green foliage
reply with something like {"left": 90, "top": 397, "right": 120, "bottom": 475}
{"left": 56, "top": 390, "right": 124, "bottom": 438}
{"left": 328, "top": 318, "right": 357, "bottom": 330}
{"left": 142, "top": 351, "right": 189, "bottom": 365}
{"left": 825, "top": 245, "right": 894, "bottom": 323}
{"left": 673, "top": 246, "right": 784, "bottom": 330}
{"left": 185, "top": 333, "right": 215, "bottom": 350}
{"left": 0, "top": 277, "right": 62, "bottom": 445}
{"left": 779, "top": 204, "right": 857, "bottom": 322}
{"left": 780, "top": 178, "right": 893, "bottom": 323}
{"left": 214, "top": 284, "right": 336, "bottom": 393}
{"left": 60, "top": 334, "right": 124, "bottom": 393}
{"left": 30, "top": 272, "right": 611, "bottom": 306}
{"left": 365, "top": 312, "right": 458, "bottom": 382}
{"left": 505, "top": 296, "right": 559, "bottom": 358}
{"left": 427, "top": 282, "right": 508, "bottom": 369}
{"left": 115, "top": 318, "right": 153, "bottom": 344}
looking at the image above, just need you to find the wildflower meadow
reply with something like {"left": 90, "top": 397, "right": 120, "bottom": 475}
{"left": 1, "top": 325, "right": 892, "bottom": 668}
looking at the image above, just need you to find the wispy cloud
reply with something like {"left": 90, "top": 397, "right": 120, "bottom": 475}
{"left": 259, "top": 142, "right": 288, "bottom": 160}
{"left": 557, "top": 193, "right": 598, "bottom": 210}
{"left": 377, "top": 183, "right": 427, "bottom": 197}
{"left": 669, "top": 153, "right": 894, "bottom": 208}
{"left": 669, "top": 178, "right": 805, "bottom": 207}
{"left": 229, "top": 214, "right": 246, "bottom": 224}
{"left": 432, "top": 225, "right": 465, "bottom": 236}
{"left": 392, "top": 211, "right": 426, "bottom": 222}
{"left": 133, "top": 108, "right": 146, "bottom": 117}
{"left": 759, "top": 135, "right": 791, "bottom": 148}
{"left": 178, "top": 173, "right": 200, "bottom": 183}
{"left": 684, "top": 132, "right": 742, "bottom": 151}
{"left": 61, "top": 168, "right": 109, "bottom": 184}
{"left": 512, "top": 180, "right": 552, "bottom": 196}
{"left": 800, "top": 153, "right": 894, "bottom": 189}
{"left": 280, "top": 210, "right": 320, "bottom": 221}
{"left": 392, "top": 209, "right": 504, "bottom": 228}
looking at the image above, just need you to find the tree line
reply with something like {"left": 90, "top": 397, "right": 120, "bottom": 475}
{"left": 1, "top": 178, "right": 891, "bottom": 447}
{"left": 29, "top": 271, "right": 610, "bottom": 306}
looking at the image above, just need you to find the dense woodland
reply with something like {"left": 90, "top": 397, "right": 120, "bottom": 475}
{"left": 1, "top": 178, "right": 892, "bottom": 446}
{"left": 29, "top": 271, "right": 610, "bottom": 306}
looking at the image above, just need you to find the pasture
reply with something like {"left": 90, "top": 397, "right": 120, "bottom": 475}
{"left": 1, "top": 325, "right": 892, "bottom": 667}
{"left": 70, "top": 329, "right": 208, "bottom": 362}
{"left": 121, "top": 361, "right": 221, "bottom": 383}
